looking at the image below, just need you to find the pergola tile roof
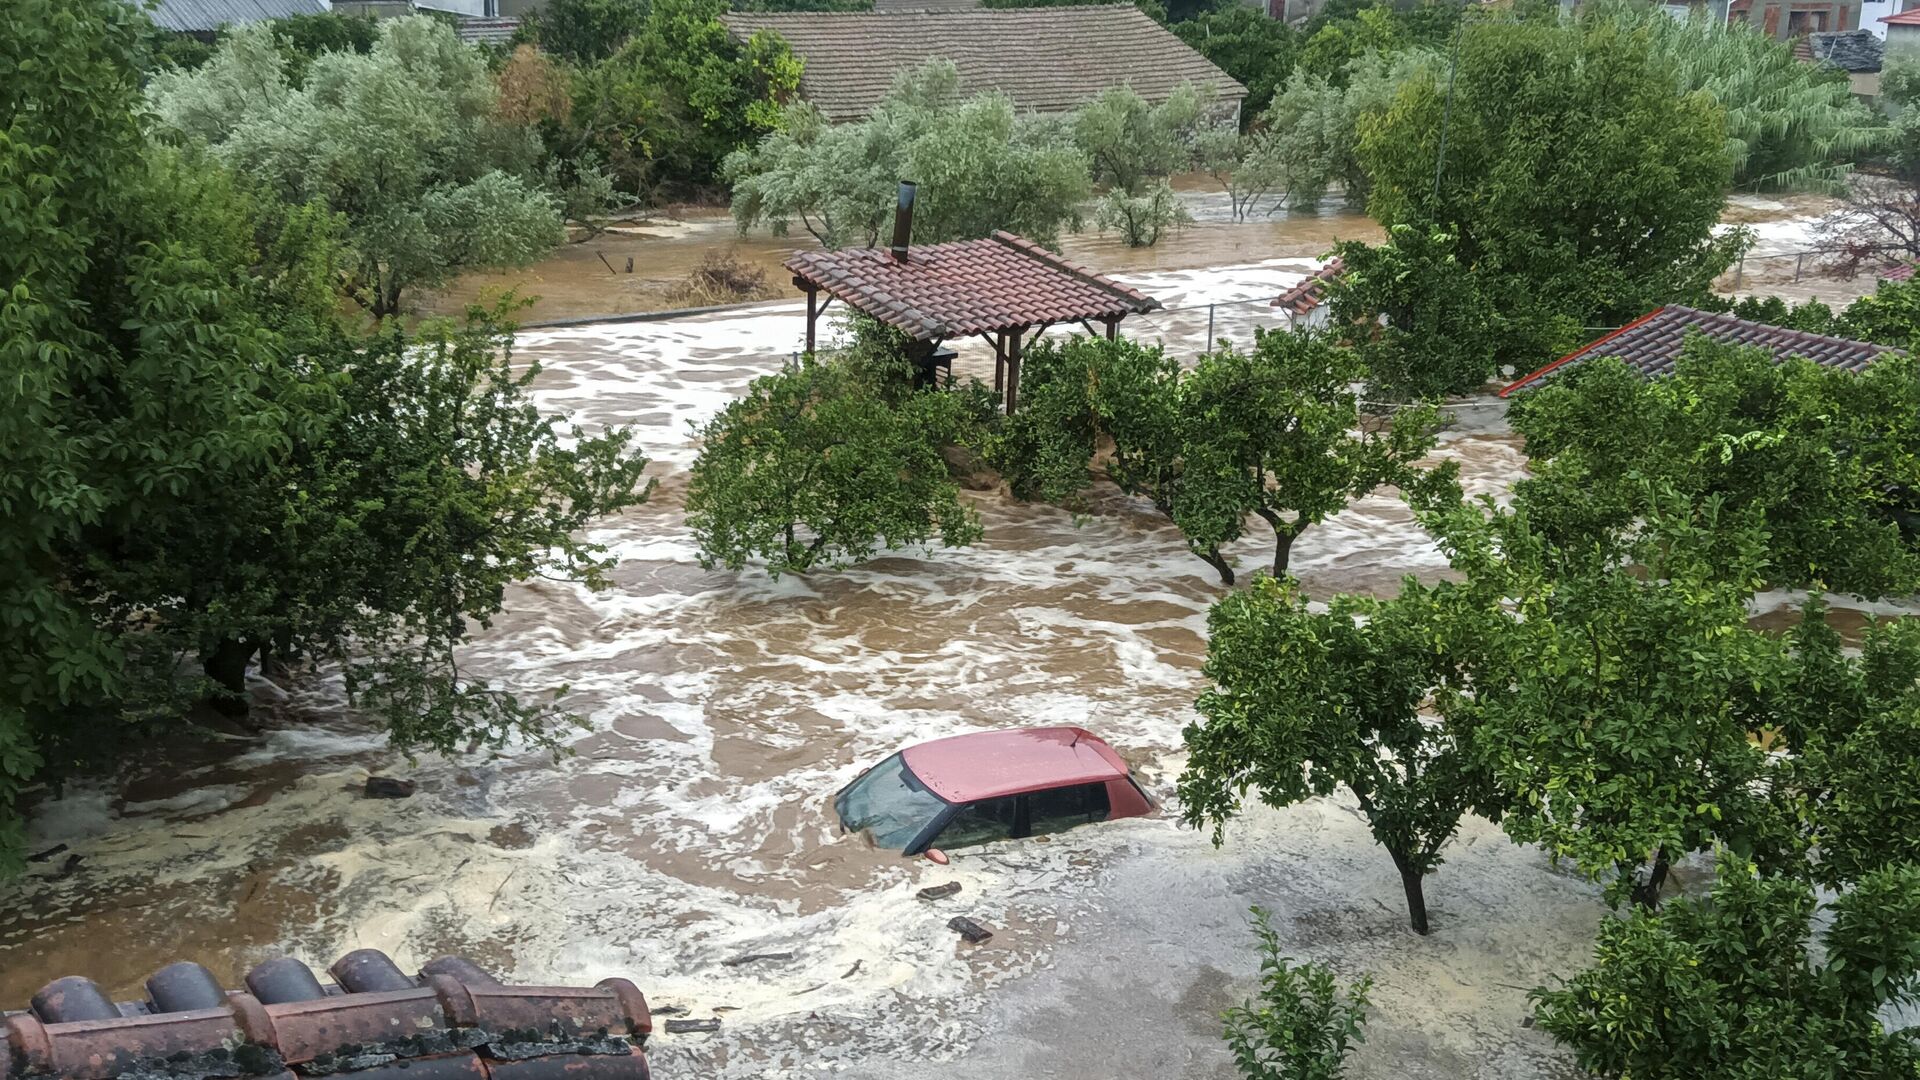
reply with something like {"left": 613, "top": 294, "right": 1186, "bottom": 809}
{"left": 787, "top": 231, "right": 1159, "bottom": 340}
{"left": 1883, "top": 261, "right": 1917, "bottom": 282}
{"left": 1501, "top": 305, "right": 1897, "bottom": 396}
{"left": 721, "top": 8, "right": 1245, "bottom": 122}
{"left": 1271, "top": 257, "right": 1343, "bottom": 317}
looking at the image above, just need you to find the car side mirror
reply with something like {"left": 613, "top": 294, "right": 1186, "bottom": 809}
{"left": 923, "top": 847, "right": 950, "bottom": 866}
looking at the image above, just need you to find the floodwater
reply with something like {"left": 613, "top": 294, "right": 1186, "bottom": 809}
{"left": 427, "top": 184, "right": 1385, "bottom": 325}
{"left": 0, "top": 196, "right": 1889, "bottom": 1077}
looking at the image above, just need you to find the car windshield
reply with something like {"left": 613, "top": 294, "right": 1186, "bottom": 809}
{"left": 834, "top": 753, "right": 951, "bottom": 851}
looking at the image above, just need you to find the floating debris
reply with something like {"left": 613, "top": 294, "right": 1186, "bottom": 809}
{"left": 948, "top": 917, "right": 993, "bottom": 944}
{"left": 664, "top": 1018, "right": 722, "bottom": 1035}
{"left": 363, "top": 776, "right": 415, "bottom": 799}
{"left": 917, "top": 882, "right": 962, "bottom": 901}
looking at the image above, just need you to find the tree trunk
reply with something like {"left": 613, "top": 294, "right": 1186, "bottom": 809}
{"left": 1631, "top": 847, "right": 1672, "bottom": 910}
{"left": 1389, "top": 848, "right": 1431, "bottom": 935}
{"left": 1195, "top": 547, "right": 1235, "bottom": 586}
{"left": 202, "top": 638, "right": 256, "bottom": 717}
{"left": 1272, "top": 527, "right": 1297, "bottom": 579}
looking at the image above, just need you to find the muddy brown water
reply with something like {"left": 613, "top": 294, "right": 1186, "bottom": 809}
{"left": 0, "top": 194, "right": 1883, "bottom": 1064}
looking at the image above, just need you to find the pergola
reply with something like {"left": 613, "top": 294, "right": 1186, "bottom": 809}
{"left": 786, "top": 230, "right": 1160, "bottom": 413}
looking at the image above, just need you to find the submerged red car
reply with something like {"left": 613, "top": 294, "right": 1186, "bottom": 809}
{"left": 834, "top": 726, "right": 1152, "bottom": 856}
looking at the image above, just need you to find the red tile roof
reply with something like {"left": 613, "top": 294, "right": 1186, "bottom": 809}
{"left": 1500, "top": 305, "right": 1898, "bottom": 397}
{"left": 786, "top": 231, "right": 1159, "bottom": 340}
{"left": 1883, "top": 8, "right": 1920, "bottom": 23}
{"left": 1271, "top": 256, "right": 1344, "bottom": 316}
{"left": 1883, "top": 261, "right": 1917, "bottom": 282}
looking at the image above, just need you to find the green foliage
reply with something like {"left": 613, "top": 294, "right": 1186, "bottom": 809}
{"left": 1591, "top": 1, "right": 1883, "bottom": 192}
{"left": 1260, "top": 50, "right": 1429, "bottom": 212}
{"left": 1222, "top": 908, "right": 1372, "bottom": 1080}
{"left": 1295, "top": 0, "right": 1458, "bottom": 86}
{"left": 521, "top": 0, "right": 649, "bottom": 65}
{"left": 1358, "top": 15, "right": 1742, "bottom": 369}
{"left": 1774, "top": 602, "right": 1920, "bottom": 888}
{"left": 990, "top": 332, "right": 1445, "bottom": 584}
{"left": 1533, "top": 856, "right": 1920, "bottom": 1079}
{"left": 1727, "top": 294, "right": 1841, "bottom": 336}
{"left": 3, "top": 0, "right": 652, "bottom": 869}
{"left": 1072, "top": 83, "right": 1207, "bottom": 196}
{"left": 1510, "top": 338, "right": 1920, "bottom": 599}
{"left": 1193, "top": 124, "right": 1286, "bottom": 222}
{"left": 1882, "top": 47, "right": 1920, "bottom": 184}
{"left": 686, "top": 353, "right": 984, "bottom": 577}
{"left": 150, "top": 17, "right": 565, "bottom": 317}
{"left": 1326, "top": 223, "right": 1503, "bottom": 400}
{"left": 726, "top": 62, "right": 1090, "bottom": 249}
{"left": 1835, "top": 277, "right": 1920, "bottom": 346}
{"left": 269, "top": 11, "right": 380, "bottom": 83}
{"left": 2, "top": 0, "right": 294, "bottom": 869}
{"left": 1095, "top": 181, "right": 1191, "bottom": 247}
{"left": 1428, "top": 489, "right": 1803, "bottom": 907}
{"left": 1173, "top": 6, "right": 1299, "bottom": 120}
{"left": 1181, "top": 577, "right": 1493, "bottom": 934}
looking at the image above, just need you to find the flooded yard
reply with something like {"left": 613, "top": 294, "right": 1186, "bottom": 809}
{"left": 0, "top": 194, "right": 1879, "bottom": 1078}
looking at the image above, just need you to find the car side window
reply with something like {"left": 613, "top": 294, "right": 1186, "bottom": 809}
{"left": 1026, "top": 782, "right": 1111, "bottom": 837}
{"left": 937, "top": 795, "right": 1019, "bottom": 849}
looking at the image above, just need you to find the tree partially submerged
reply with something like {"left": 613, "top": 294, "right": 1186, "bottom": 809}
{"left": 1180, "top": 577, "right": 1495, "bottom": 934}
{"left": 990, "top": 332, "right": 1447, "bottom": 585}
{"left": 1534, "top": 857, "right": 1920, "bottom": 1078}
{"left": 1510, "top": 338, "right": 1920, "bottom": 599}
{"left": 726, "top": 62, "right": 1090, "bottom": 250}
{"left": 150, "top": 18, "right": 567, "bottom": 317}
{"left": 1326, "top": 223, "right": 1503, "bottom": 401}
{"left": 686, "top": 351, "right": 984, "bottom": 577}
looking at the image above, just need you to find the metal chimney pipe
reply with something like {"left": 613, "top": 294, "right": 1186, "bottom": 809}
{"left": 890, "top": 180, "right": 918, "bottom": 262}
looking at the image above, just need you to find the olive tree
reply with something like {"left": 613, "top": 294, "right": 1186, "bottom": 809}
{"left": 150, "top": 18, "right": 565, "bottom": 317}
{"left": 727, "top": 61, "right": 1090, "bottom": 250}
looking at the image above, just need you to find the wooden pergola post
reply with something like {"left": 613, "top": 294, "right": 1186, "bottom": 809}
{"left": 1005, "top": 324, "right": 1025, "bottom": 415}
{"left": 992, "top": 331, "right": 1006, "bottom": 397}
{"left": 803, "top": 284, "right": 819, "bottom": 354}
{"left": 1104, "top": 316, "right": 1119, "bottom": 341}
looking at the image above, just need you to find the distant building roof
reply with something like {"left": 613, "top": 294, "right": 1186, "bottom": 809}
{"left": 1271, "top": 257, "right": 1344, "bottom": 317}
{"left": 451, "top": 15, "right": 521, "bottom": 44}
{"left": 142, "top": 0, "right": 326, "bottom": 32}
{"left": 1883, "top": 261, "right": 1917, "bottom": 282}
{"left": 1798, "top": 29, "right": 1884, "bottom": 73}
{"left": 786, "top": 230, "right": 1159, "bottom": 339}
{"left": 872, "top": 0, "right": 982, "bottom": 10}
{"left": 720, "top": 8, "right": 1247, "bottom": 122}
{"left": 1882, "top": 8, "right": 1920, "bottom": 24}
{"left": 1501, "top": 305, "right": 1897, "bottom": 396}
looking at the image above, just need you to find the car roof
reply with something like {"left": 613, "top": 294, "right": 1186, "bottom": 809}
{"left": 900, "top": 726, "right": 1131, "bottom": 803}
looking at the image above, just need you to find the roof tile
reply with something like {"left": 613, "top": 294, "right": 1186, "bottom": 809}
{"left": 1501, "top": 305, "right": 1899, "bottom": 396}
{"left": 788, "top": 231, "right": 1158, "bottom": 339}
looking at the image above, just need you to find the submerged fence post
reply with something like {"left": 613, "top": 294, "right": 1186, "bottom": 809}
{"left": 1206, "top": 304, "right": 1215, "bottom": 352}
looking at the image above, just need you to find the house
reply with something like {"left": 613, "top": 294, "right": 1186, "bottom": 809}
{"left": 1500, "top": 305, "right": 1897, "bottom": 396}
{"left": 1270, "top": 257, "right": 1343, "bottom": 331}
{"left": 1883, "top": 6, "right": 1920, "bottom": 46}
{"left": 142, "top": 0, "right": 328, "bottom": 36}
{"left": 718, "top": 7, "right": 1248, "bottom": 124}
{"left": 1727, "top": 0, "right": 1863, "bottom": 37}
{"left": 1797, "top": 27, "right": 1886, "bottom": 95}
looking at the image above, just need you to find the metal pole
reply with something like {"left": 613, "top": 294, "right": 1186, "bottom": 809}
{"left": 1207, "top": 304, "right": 1215, "bottom": 351}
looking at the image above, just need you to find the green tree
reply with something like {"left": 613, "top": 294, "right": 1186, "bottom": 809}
{"left": 2, "top": 0, "right": 295, "bottom": 868}
{"left": 1194, "top": 124, "right": 1285, "bottom": 223}
{"left": 1431, "top": 489, "right": 1802, "bottom": 907}
{"left": 1772, "top": 600, "right": 1920, "bottom": 887}
{"left": 521, "top": 0, "right": 649, "bottom": 65}
{"left": 1595, "top": 1, "right": 1882, "bottom": 191}
{"left": 1222, "top": 908, "right": 1372, "bottom": 1080}
{"left": 1509, "top": 340, "right": 1920, "bottom": 599}
{"left": 1094, "top": 181, "right": 1191, "bottom": 247}
{"left": 990, "top": 332, "right": 1443, "bottom": 584}
{"left": 727, "top": 62, "right": 1090, "bottom": 249}
{"left": 1326, "top": 223, "right": 1503, "bottom": 400}
{"left": 151, "top": 18, "right": 566, "bottom": 317}
{"left": 1534, "top": 857, "right": 1920, "bottom": 1079}
{"left": 269, "top": 10, "right": 380, "bottom": 84}
{"left": 1173, "top": 7, "right": 1299, "bottom": 120}
{"left": 1072, "top": 83, "right": 1207, "bottom": 196}
{"left": 1261, "top": 50, "right": 1429, "bottom": 212}
{"left": 1181, "top": 577, "right": 1496, "bottom": 934}
{"left": 686, "top": 353, "right": 984, "bottom": 577}
{"left": 1358, "top": 15, "right": 1743, "bottom": 367}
